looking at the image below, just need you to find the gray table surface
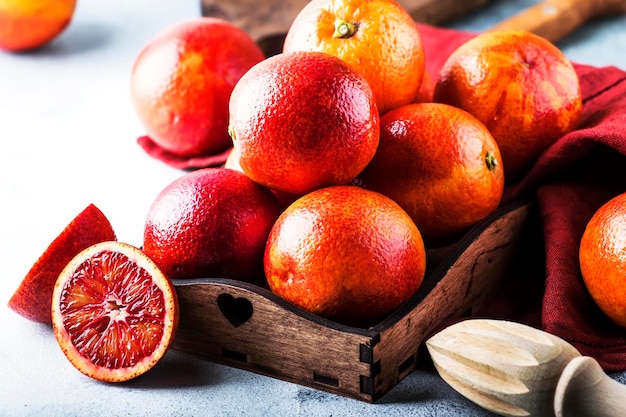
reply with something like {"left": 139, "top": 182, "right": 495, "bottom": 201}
{"left": 1, "top": 1, "right": 625, "bottom": 416}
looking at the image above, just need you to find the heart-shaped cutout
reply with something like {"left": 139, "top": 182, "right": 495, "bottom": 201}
{"left": 217, "top": 293, "right": 253, "bottom": 327}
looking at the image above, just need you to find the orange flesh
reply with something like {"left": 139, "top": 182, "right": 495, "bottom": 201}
{"left": 59, "top": 250, "right": 166, "bottom": 369}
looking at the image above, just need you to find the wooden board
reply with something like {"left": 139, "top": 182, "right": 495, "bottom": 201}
{"left": 200, "top": 0, "right": 492, "bottom": 56}
{"left": 201, "top": 0, "right": 626, "bottom": 57}
{"left": 171, "top": 200, "right": 534, "bottom": 402}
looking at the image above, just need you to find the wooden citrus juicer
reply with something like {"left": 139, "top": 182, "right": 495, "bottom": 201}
{"left": 426, "top": 319, "right": 626, "bottom": 417}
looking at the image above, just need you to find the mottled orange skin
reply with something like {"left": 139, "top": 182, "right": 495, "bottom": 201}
{"left": 283, "top": 0, "right": 425, "bottom": 114}
{"left": 358, "top": 103, "right": 504, "bottom": 247}
{"left": 8, "top": 204, "right": 116, "bottom": 324}
{"left": 0, "top": 0, "right": 76, "bottom": 52}
{"left": 579, "top": 192, "right": 626, "bottom": 329}
{"left": 229, "top": 51, "right": 379, "bottom": 196}
{"left": 143, "top": 168, "right": 282, "bottom": 285}
{"left": 265, "top": 185, "right": 426, "bottom": 327}
{"left": 130, "top": 18, "right": 264, "bottom": 158}
{"left": 51, "top": 241, "right": 179, "bottom": 382}
{"left": 433, "top": 30, "right": 582, "bottom": 181}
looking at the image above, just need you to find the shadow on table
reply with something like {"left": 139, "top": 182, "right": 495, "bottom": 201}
{"left": 33, "top": 22, "right": 113, "bottom": 57}
{"left": 122, "top": 350, "right": 227, "bottom": 390}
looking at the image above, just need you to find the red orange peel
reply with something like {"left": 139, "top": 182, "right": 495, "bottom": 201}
{"left": 51, "top": 241, "right": 179, "bottom": 382}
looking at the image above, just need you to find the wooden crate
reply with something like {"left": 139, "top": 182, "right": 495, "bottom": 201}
{"left": 170, "top": 200, "right": 534, "bottom": 402}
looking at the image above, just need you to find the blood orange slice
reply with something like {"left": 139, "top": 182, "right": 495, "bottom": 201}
{"left": 51, "top": 241, "right": 178, "bottom": 382}
{"left": 8, "top": 204, "right": 116, "bottom": 324}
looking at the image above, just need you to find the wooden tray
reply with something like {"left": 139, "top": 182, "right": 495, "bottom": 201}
{"left": 170, "top": 199, "right": 534, "bottom": 402}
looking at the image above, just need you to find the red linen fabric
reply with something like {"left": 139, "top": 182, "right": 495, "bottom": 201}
{"left": 418, "top": 23, "right": 626, "bottom": 371}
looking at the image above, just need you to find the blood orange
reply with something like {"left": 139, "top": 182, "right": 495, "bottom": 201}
{"left": 579, "top": 192, "right": 626, "bottom": 329}
{"left": 0, "top": 0, "right": 76, "bottom": 52}
{"left": 228, "top": 51, "right": 379, "bottom": 196}
{"left": 8, "top": 204, "right": 116, "bottom": 324}
{"left": 433, "top": 30, "right": 582, "bottom": 181}
{"left": 143, "top": 168, "right": 282, "bottom": 284}
{"left": 51, "top": 241, "right": 178, "bottom": 382}
{"left": 131, "top": 17, "right": 265, "bottom": 160}
{"left": 358, "top": 103, "right": 504, "bottom": 246}
{"left": 265, "top": 185, "right": 426, "bottom": 327}
{"left": 283, "top": 0, "right": 425, "bottom": 114}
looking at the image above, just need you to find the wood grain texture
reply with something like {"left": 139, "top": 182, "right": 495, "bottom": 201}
{"left": 201, "top": 0, "right": 626, "bottom": 57}
{"left": 398, "top": 0, "right": 491, "bottom": 24}
{"left": 171, "top": 201, "right": 533, "bottom": 402}
{"left": 200, "top": 0, "right": 492, "bottom": 56}
{"left": 427, "top": 319, "right": 626, "bottom": 416}
{"left": 426, "top": 319, "right": 582, "bottom": 416}
{"left": 201, "top": 0, "right": 304, "bottom": 44}
{"left": 172, "top": 279, "right": 373, "bottom": 399}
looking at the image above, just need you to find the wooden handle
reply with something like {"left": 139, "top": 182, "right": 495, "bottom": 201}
{"left": 490, "top": 0, "right": 626, "bottom": 43}
{"left": 554, "top": 356, "right": 626, "bottom": 417}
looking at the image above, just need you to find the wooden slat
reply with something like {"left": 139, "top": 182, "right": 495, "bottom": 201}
{"left": 172, "top": 278, "right": 378, "bottom": 401}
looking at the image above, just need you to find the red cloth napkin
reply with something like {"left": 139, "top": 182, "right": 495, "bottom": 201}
{"left": 417, "top": 23, "right": 626, "bottom": 372}
{"left": 137, "top": 135, "right": 232, "bottom": 170}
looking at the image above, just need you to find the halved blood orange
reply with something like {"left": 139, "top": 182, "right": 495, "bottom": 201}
{"left": 8, "top": 204, "right": 116, "bottom": 324}
{"left": 51, "top": 241, "right": 179, "bottom": 382}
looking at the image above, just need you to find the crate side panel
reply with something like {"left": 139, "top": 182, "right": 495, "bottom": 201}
{"left": 171, "top": 281, "right": 377, "bottom": 400}
{"left": 370, "top": 203, "right": 533, "bottom": 398}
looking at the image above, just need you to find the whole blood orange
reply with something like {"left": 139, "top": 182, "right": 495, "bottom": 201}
{"left": 358, "top": 103, "right": 504, "bottom": 247}
{"left": 0, "top": 0, "right": 76, "bottom": 52}
{"left": 228, "top": 51, "right": 379, "bottom": 196}
{"left": 265, "top": 185, "right": 426, "bottom": 327}
{"left": 143, "top": 168, "right": 282, "bottom": 285}
{"left": 579, "top": 192, "right": 626, "bottom": 329}
{"left": 8, "top": 204, "right": 116, "bottom": 324}
{"left": 433, "top": 30, "right": 582, "bottom": 181}
{"left": 51, "top": 241, "right": 178, "bottom": 382}
{"left": 283, "top": 0, "right": 425, "bottom": 114}
{"left": 130, "top": 17, "right": 265, "bottom": 159}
